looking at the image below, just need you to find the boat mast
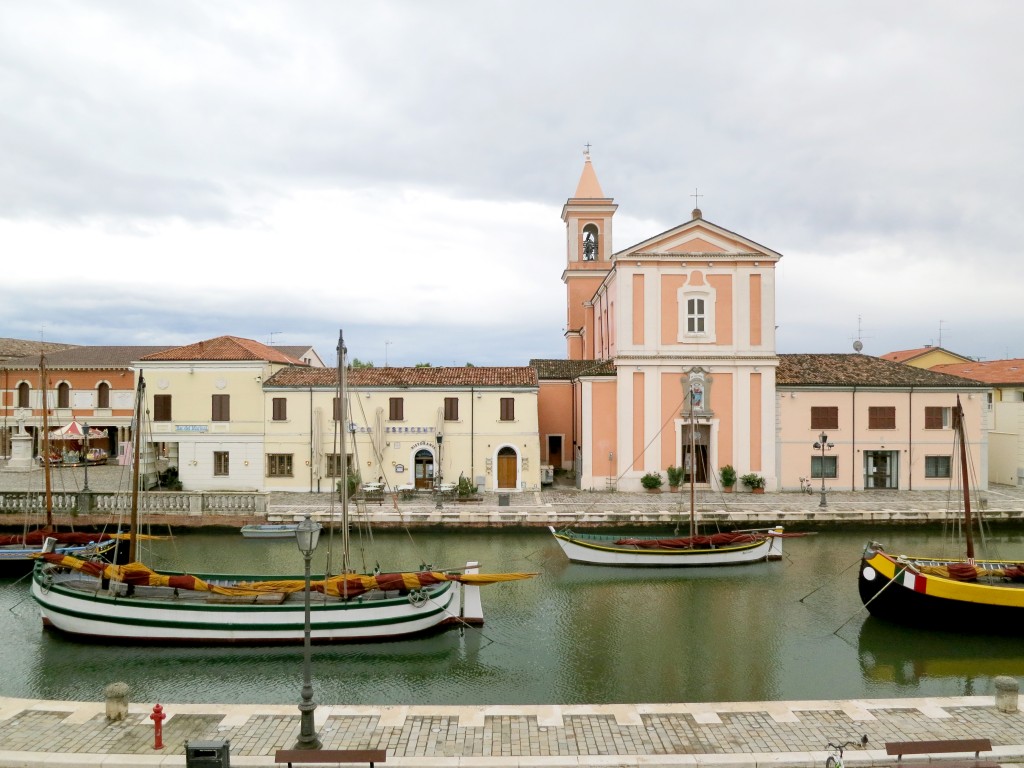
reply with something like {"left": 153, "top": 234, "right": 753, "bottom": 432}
{"left": 337, "top": 331, "right": 350, "bottom": 588}
{"left": 128, "top": 372, "right": 144, "bottom": 563}
{"left": 954, "top": 395, "right": 975, "bottom": 561}
{"left": 40, "top": 353, "right": 53, "bottom": 528}
{"left": 688, "top": 387, "right": 696, "bottom": 540}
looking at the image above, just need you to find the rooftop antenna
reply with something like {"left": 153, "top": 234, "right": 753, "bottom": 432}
{"left": 385, "top": 340, "right": 392, "bottom": 367}
{"left": 268, "top": 331, "right": 282, "bottom": 346}
{"left": 938, "top": 319, "right": 947, "bottom": 348}
{"left": 851, "top": 315, "right": 872, "bottom": 353}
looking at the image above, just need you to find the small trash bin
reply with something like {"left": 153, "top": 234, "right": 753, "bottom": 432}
{"left": 498, "top": 493, "right": 510, "bottom": 507}
{"left": 185, "top": 739, "right": 230, "bottom": 767}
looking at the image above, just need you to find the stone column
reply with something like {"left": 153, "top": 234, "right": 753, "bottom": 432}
{"left": 994, "top": 675, "right": 1019, "bottom": 713}
{"left": 104, "top": 681, "right": 130, "bottom": 721}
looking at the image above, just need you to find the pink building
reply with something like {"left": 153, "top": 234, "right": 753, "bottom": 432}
{"left": 534, "top": 154, "right": 988, "bottom": 492}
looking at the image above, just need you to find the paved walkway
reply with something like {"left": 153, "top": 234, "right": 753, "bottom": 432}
{"left": 1, "top": 693, "right": 1023, "bottom": 767}
{"left": 4, "top": 466, "right": 1024, "bottom": 765}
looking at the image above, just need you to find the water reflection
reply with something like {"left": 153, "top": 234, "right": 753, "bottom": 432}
{"left": 2, "top": 527, "right": 1022, "bottom": 705}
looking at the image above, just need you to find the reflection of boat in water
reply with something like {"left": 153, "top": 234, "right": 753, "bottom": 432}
{"left": 857, "top": 616, "right": 1024, "bottom": 687}
{"left": 859, "top": 397, "right": 1024, "bottom": 629}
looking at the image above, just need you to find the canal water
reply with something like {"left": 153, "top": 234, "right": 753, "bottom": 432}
{"left": 2, "top": 526, "right": 1022, "bottom": 706}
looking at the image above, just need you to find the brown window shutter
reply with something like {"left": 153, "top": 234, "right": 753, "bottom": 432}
{"left": 810, "top": 406, "right": 838, "bottom": 430}
{"left": 868, "top": 406, "right": 895, "bottom": 429}
{"left": 444, "top": 397, "right": 458, "bottom": 421}
{"left": 924, "top": 406, "right": 943, "bottom": 429}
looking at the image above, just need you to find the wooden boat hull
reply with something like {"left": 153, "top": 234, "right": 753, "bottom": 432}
{"left": 858, "top": 543, "right": 1024, "bottom": 629}
{"left": 31, "top": 562, "right": 478, "bottom": 644}
{"left": 548, "top": 526, "right": 783, "bottom": 567}
{"left": 240, "top": 524, "right": 299, "bottom": 539}
{"left": 0, "top": 539, "right": 116, "bottom": 574}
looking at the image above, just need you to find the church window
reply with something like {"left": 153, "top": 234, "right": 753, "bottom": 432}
{"left": 687, "top": 298, "right": 705, "bottom": 333}
{"left": 582, "top": 224, "right": 598, "bottom": 261}
{"left": 677, "top": 281, "right": 717, "bottom": 343}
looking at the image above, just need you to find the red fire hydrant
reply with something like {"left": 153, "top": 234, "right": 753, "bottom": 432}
{"left": 150, "top": 703, "right": 166, "bottom": 750}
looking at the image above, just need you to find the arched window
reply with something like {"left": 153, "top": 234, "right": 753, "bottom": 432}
{"left": 57, "top": 382, "right": 70, "bottom": 408}
{"left": 582, "top": 224, "right": 599, "bottom": 261}
{"left": 17, "top": 382, "right": 30, "bottom": 408}
{"left": 97, "top": 382, "right": 110, "bottom": 409}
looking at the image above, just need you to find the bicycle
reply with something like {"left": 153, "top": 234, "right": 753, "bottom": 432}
{"left": 825, "top": 735, "right": 868, "bottom": 768}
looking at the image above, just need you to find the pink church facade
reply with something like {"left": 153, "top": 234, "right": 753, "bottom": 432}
{"left": 541, "top": 154, "right": 782, "bottom": 492}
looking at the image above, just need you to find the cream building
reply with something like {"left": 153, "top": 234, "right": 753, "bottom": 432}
{"left": 263, "top": 364, "right": 541, "bottom": 494}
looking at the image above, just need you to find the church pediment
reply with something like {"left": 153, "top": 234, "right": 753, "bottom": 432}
{"left": 615, "top": 219, "right": 782, "bottom": 261}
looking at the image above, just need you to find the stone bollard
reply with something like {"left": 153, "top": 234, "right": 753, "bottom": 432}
{"left": 104, "top": 681, "right": 130, "bottom": 722}
{"left": 994, "top": 676, "right": 1019, "bottom": 714}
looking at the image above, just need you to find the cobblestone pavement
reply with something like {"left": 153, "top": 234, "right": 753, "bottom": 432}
{"left": 4, "top": 466, "right": 1024, "bottom": 765}
{"left": 1, "top": 694, "right": 1023, "bottom": 767}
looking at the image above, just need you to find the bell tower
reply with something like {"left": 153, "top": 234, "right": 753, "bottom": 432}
{"left": 561, "top": 148, "right": 616, "bottom": 360}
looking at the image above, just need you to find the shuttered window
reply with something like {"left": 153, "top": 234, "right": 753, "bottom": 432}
{"left": 868, "top": 406, "right": 895, "bottom": 429}
{"left": 924, "top": 406, "right": 949, "bottom": 429}
{"left": 333, "top": 397, "right": 341, "bottom": 421}
{"left": 389, "top": 397, "right": 404, "bottom": 421}
{"left": 154, "top": 395, "right": 172, "bottom": 422}
{"left": 212, "top": 394, "right": 230, "bottom": 422}
{"left": 272, "top": 397, "right": 287, "bottom": 421}
{"left": 444, "top": 397, "right": 459, "bottom": 421}
{"left": 500, "top": 397, "right": 514, "bottom": 421}
{"left": 810, "top": 406, "right": 838, "bottom": 430}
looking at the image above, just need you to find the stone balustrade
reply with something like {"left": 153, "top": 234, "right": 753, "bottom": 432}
{"left": 0, "top": 490, "right": 267, "bottom": 518}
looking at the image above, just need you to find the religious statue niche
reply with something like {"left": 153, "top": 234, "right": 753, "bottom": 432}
{"left": 582, "top": 224, "right": 599, "bottom": 261}
{"left": 682, "top": 367, "right": 713, "bottom": 419}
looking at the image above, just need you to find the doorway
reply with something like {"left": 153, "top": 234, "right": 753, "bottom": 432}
{"left": 547, "top": 435, "right": 563, "bottom": 469}
{"left": 681, "top": 423, "right": 711, "bottom": 484}
{"left": 864, "top": 450, "right": 898, "bottom": 489}
{"left": 414, "top": 449, "right": 435, "bottom": 490}
{"left": 497, "top": 446, "right": 517, "bottom": 489}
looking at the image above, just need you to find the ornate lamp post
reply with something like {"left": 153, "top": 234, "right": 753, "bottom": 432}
{"left": 812, "top": 432, "right": 834, "bottom": 508}
{"left": 293, "top": 513, "right": 322, "bottom": 750}
{"left": 435, "top": 433, "right": 444, "bottom": 509}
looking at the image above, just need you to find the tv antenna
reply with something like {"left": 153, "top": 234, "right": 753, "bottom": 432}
{"left": 385, "top": 340, "right": 392, "bottom": 366}
{"left": 851, "top": 315, "right": 872, "bottom": 353}
{"left": 268, "top": 332, "right": 282, "bottom": 345}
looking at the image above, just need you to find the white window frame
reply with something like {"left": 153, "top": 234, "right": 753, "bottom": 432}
{"left": 678, "top": 285, "right": 716, "bottom": 343}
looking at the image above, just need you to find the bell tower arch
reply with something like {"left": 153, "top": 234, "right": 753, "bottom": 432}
{"left": 561, "top": 148, "right": 616, "bottom": 360}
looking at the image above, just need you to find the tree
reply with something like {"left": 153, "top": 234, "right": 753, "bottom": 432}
{"left": 350, "top": 358, "right": 375, "bottom": 368}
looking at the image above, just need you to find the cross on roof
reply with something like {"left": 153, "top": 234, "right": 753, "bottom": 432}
{"left": 583, "top": 142, "right": 592, "bottom": 158}
{"left": 691, "top": 187, "right": 703, "bottom": 208}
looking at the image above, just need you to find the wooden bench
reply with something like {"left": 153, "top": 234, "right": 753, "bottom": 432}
{"left": 274, "top": 748, "right": 386, "bottom": 768}
{"left": 885, "top": 738, "right": 998, "bottom": 767}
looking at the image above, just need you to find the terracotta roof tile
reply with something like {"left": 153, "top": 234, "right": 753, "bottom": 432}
{"left": 2, "top": 345, "right": 170, "bottom": 369}
{"left": 931, "top": 359, "right": 1024, "bottom": 385}
{"left": 777, "top": 354, "right": 988, "bottom": 388}
{"left": 0, "top": 338, "right": 78, "bottom": 361}
{"left": 141, "top": 336, "right": 305, "bottom": 365}
{"left": 266, "top": 366, "right": 538, "bottom": 388}
{"left": 880, "top": 346, "right": 973, "bottom": 363}
{"left": 529, "top": 359, "right": 616, "bottom": 379}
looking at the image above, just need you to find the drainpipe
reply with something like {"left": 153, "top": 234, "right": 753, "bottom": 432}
{"left": 851, "top": 386, "right": 857, "bottom": 491}
{"left": 907, "top": 387, "right": 913, "bottom": 491}
{"left": 470, "top": 386, "right": 475, "bottom": 485}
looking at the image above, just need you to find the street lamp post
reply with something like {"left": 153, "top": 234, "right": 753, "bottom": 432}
{"left": 435, "top": 433, "right": 444, "bottom": 509}
{"left": 82, "top": 422, "right": 90, "bottom": 492}
{"left": 293, "top": 514, "right": 322, "bottom": 751}
{"left": 812, "top": 432, "right": 834, "bottom": 508}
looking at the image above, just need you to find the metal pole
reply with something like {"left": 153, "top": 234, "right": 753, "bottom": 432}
{"left": 83, "top": 422, "right": 90, "bottom": 492}
{"left": 818, "top": 431, "right": 828, "bottom": 508}
{"left": 294, "top": 549, "right": 321, "bottom": 750}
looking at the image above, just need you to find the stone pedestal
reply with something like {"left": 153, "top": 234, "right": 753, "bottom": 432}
{"left": 104, "top": 681, "right": 130, "bottom": 722}
{"left": 2, "top": 432, "right": 36, "bottom": 472}
{"left": 994, "top": 675, "right": 1019, "bottom": 713}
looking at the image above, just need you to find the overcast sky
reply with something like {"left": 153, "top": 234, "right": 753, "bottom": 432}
{"left": 3, "top": 1, "right": 1022, "bottom": 367}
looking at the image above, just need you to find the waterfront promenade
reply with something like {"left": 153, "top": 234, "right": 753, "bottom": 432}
{"left": 3, "top": 466, "right": 1024, "bottom": 766}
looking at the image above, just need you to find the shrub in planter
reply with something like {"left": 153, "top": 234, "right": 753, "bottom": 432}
{"left": 740, "top": 472, "right": 766, "bottom": 493}
{"left": 666, "top": 465, "right": 685, "bottom": 489}
{"left": 456, "top": 474, "right": 478, "bottom": 498}
{"left": 719, "top": 464, "right": 737, "bottom": 492}
{"left": 640, "top": 471, "right": 663, "bottom": 491}
{"left": 337, "top": 470, "right": 361, "bottom": 498}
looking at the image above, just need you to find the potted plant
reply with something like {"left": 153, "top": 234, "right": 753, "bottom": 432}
{"left": 666, "top": 465, "right": 685, "bottom": 491}
{"left": 456, "top": 474, "right": 479, "bottom": 501}
{"left": 640, "top": 471, "right": 663, "bottom": 492}
{"left": 719, "top": 464, "right": 737, "bottom": 493}
{"left": 740, "top": 472, "right": 766, "bottom": 494}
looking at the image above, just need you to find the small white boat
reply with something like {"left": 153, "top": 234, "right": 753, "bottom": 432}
{"left": 240, "top": 524, "right": 300, "bottom": 539}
